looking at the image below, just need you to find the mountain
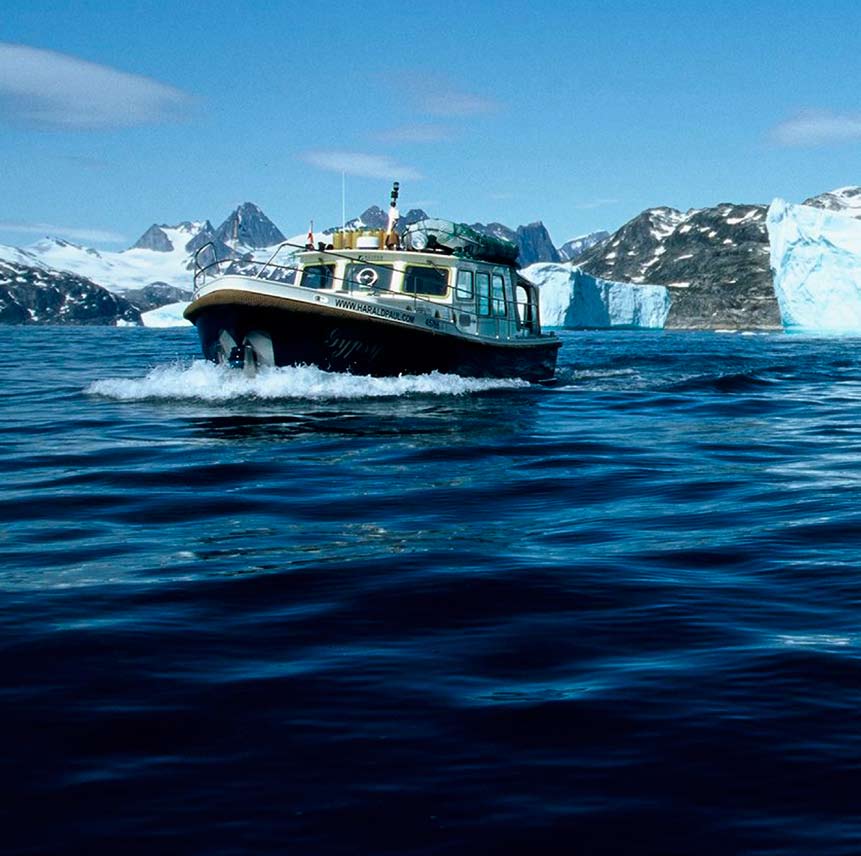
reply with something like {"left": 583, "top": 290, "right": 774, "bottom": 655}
{"left": 214, "top": 203, "right": 286, "bottom": 249}
{"left": 558, "top": 231, "right": 610, "bottom": 262}
{"left": 0, "top": 202, "right": 292, "bottom": 324}
{"left": 802, "top": 186, "right": 861, "bottom": 218}
{"left": 471, "top": 221, "right": 560, "bottom": 266}
{"left": 131, "top": 224, "right": 175, "bottom": 252}
{"left": 575, "top": 203, "right": 780, "bottom": 330}
{"left": 346, "top": 205, "right": 388, "bottom": 230}
{"left": 122, "top": 282, "right": 192, "bottom": 313}
{"left": 129, "top": 220, "right": 234, "bottom": 260}
{"left": 184, "top": 221, "right": 234, "bottom": 264}
{"left": 0, "top": 213, "right": 280, "bottom": 300}
{"left": 325, "top": 206, "right": 430, "bottom": 234}
{"left": 2, "top": 230, "right": 200, "bottom": 293}
{"left": 0, "top": 260, "right": 141, "bottom": 325}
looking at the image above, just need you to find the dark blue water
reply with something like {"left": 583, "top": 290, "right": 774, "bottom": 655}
{"left": 3, "top": 326, "right": 861, "bottom": 855}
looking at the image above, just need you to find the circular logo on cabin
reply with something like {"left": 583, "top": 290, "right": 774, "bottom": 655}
{"left": 356, "top": 267, "right": 379, "bottom": 287}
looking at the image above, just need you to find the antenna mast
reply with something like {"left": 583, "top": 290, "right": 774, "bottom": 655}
{"left": 385, "top": 181, "right": 400, "bottom": 249}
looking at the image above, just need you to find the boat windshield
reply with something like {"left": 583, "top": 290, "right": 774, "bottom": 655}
{"left": 344, "top": 263, "right": 394, "bottom": 292}
{"left": 301, "top": 264, "right": 337, "bottom": 289}
{"left": 403, "top": 265, "right": 449, "bottom": 297}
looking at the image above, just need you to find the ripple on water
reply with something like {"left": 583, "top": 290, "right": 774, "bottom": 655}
{"left": 1, "top": 328, "right": 861, "bottom": 854}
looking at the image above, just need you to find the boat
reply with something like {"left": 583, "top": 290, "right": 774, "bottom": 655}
{"left": 184, "top": 184, "right": 561, "bottom": 382}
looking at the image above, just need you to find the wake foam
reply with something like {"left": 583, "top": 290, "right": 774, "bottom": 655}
{"left": 87, "top": 361, "right": 530, "bottom": 402}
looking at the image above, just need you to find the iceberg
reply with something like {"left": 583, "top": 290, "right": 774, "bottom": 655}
{"left": 767, "top": 198, "right": 861, "bottom": 331}
{"left": 140, "top": 301, "right": 192, "bottom": 328}
{"left": 522, "top": 263, "right": 671, "bottom": 329}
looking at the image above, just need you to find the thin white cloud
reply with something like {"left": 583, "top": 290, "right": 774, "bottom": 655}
{"left": 771, "top": 110, "right": 861, "bottom": 147}
{"left": 302, "top": 151, "right": 422, "bottom": 180}
{"left": 0, "top": 221, "right": 126, "bottom": 243}
{"left": 0, "top": 42, "right": 191, "bottom": 129}
{"left": 422, "top": 89, "right": 501, "bottom": 117}
{"left": 372, "top": 124, "right": 452, "bottom": 144}
{"left": 573, "top": 198, "right": 619, "bottom": 210}
{"left": 394, "top": 75, "right": 505, "bottom": 119}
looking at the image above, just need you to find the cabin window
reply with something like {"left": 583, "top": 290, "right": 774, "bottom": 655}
{"left": 456, "top": 270, "right": 474, "bottom": 300}
{"left": 516, "top": 284, "right": 535, "bottom": 329}
{"left": 476, "top": 272, "right": 491, "bottom": 316}
{"left": 404, "top": 265, "right": 449, "bottom": 297}
{"left": 344, "top": 262, "right": 393, "bottom": 292}
{"left": 492, "top": 274, "right": 506, "bottom": 317}
{"left": 301, "top": 264, "right": 336, "bottom": 289}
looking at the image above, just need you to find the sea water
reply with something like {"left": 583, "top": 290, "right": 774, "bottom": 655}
{"left": 3, "top": 326, "right": 861, "bottom": 854}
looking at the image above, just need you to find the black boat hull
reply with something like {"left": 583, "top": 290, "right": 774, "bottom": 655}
{"left": 185, "top": 289, "right": 560, "bottom": 382}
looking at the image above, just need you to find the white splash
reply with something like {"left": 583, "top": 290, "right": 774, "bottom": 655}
{"left": 86, "top": 361, "right": 530, "bottom": 402}
{"left": 777, "top": 633, "right": 854, "bottom": 649}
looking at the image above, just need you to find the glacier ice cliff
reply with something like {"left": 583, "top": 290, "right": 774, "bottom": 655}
{"left": 768, "top": 198, "right": 861, "bottom": 331}
{"left": 141, "top": 301, "right": 192, "bottom": 328}
{"left": 522, "top": 264, "right": 671, "bottom": 329}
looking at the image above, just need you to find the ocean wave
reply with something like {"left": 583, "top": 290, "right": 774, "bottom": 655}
{"left": 667, "top": 371, "right": 776, "bottom": 393}
{"left": 86, "top": 360, "right": 530, "bottom": 402}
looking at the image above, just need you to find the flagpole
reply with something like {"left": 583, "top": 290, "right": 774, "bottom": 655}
{"left": 341, "top": 171, "right": 346, "bottom": 231}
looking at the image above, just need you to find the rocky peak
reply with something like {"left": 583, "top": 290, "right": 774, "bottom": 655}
{"left": 214, "top": 202, "right": 286, "bottom": 249}
{"left": 516, "top": 222, "right": 560, "bottom": 266}
{"left": 575, "top": 207, "right": 684, "bottom": 282}
{"left": 184, "top": 221, "right": 235, "bottom": 269}
{"left": 558, "top": 231, "right": 610, "bottom": 262}
{"left": 470, "top": 221, "right": 559, "bottom": 266}
{"left": 131, "top": 224, "right": 174, "bottom": 252}
{"left": 400, "top": 208, "right": 430, "bottom": 229}
{"left": 354, "top": 206, "right": 389, "bottom": 229}
{"left": 802, "top": 186, "right": 861, "bottom": 218}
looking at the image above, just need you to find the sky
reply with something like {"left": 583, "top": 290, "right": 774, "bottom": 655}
{"left": 2, "top": 0, "right": 861, "bottom": 251}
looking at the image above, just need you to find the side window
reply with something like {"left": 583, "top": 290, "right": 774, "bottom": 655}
{"left": 456, "top": 269, "right": 474, "bottom": 300}
{"left": 344, "top": 263, "right": 393, "bottom": 292}
{"left": 476, "top": 272, "right": 491, "bottom": 316}
{"left": 516, "top": 284, "right": 532, "bottom": 327}
{"left": 404, "top": 266, "right": 448, "bottom": 296}
{"left": 301, "top": 264, "right": 336, "bottom": 289}
{"left": 492, "top": 273, "right": 506, "bottom": 317}
{"left": 515, "top": 282, "right": 537, "bottom": 330}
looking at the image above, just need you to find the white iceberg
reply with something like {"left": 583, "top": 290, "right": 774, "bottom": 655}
{"left": 140, "top": 301, "right": 192, "bottom": 328}
{"left": 767, "top": 198, "right": 861, "bottom": 331}
{"left": 522, "top": 263, "right": 671, "bottom": 328}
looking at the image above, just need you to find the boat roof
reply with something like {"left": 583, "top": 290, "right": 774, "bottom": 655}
{"left": 295, "top": 246, "right": 517, "bottom": 269}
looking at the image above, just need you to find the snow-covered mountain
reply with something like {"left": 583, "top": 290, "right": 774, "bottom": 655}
{"left": 575, "top": 203, "right": 780, "bottom": 329}
{"left": 6, "top": 186, "right": 858, "bottom": 328}
{"left": 801, "top": 186, "right": 861, "bottom": 218}
{"left": 0, "top": 260, "right": 141, "bottom": 325}
{"left": 0, "top": 204, "right": 289, "bottom": 297}
{"left": 558, "top": 231, "right": 610, "bottom": 262}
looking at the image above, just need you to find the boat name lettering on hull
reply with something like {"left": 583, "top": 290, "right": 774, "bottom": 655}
{"left": 334, "top": 298, "right": 415, "bottom": 325}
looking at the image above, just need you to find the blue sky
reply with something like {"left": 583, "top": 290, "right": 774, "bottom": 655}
{"left": 2, "top": 0, "right": 861, "bottom": 250}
